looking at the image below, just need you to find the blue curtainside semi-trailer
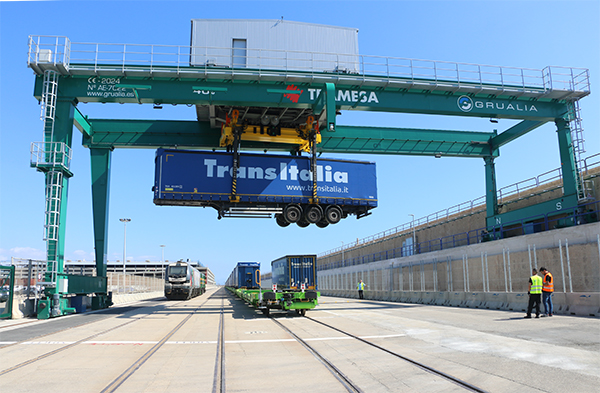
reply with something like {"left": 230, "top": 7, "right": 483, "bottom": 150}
{"left": 153, "top": 149, "right": 377, "bottom": 227}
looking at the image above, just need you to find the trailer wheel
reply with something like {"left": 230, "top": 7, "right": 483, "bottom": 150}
{"left": 305, "top": 205, "right": 323, "bottom": 224}
{"left": 276, "top": 214, "right": 290, "bottom": 227}
{"left": 325, "top": 205, "right": 343, "bottom": 224}
{"left": 297, "top": 220, "right": 310, "bottom": 228}
{"left": 316, "top": 219, "right": 329, "bottom": 228}
{"left": 284, "top": 204, "right": 302, "bottom": 223}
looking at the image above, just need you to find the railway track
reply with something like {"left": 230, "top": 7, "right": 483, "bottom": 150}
{"left": 0, "top": 299, "right": 185, "bottom": 376}
{"left": 269, "top": 316, "right": 364, "bottom": 393}
{"left": 0, "top": 290, "right": 219, "bottom": 391}
{"left": 101, "top": 290, "right": 223, "bottom": 393}
{"left": 1, "top": 289, "right": 594, "bottom": 392}
{"left": 0, "top": 303, "right": 160, "bottom": 350}
{"left": 269, "top": 313, "right": 489, "bottom": 393}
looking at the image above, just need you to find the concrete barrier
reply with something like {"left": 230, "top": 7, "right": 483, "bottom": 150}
{"left": 319, "top": 289, "right": 599, "bottom": 317}
{"left": 446, "top": 292, "right": 466, "bottom": 307}
{"left": 482, "top": 292, "right": 508, "bottom": 310}
{"left": 506, "top": 293, "right": 529, "bottom": 312}
{"left": 464, "top": 292, "right": 486, "bottom": 309}
{"left": 564, "top": 292, "right": 600, "bottom": 317}
{"left": 111, "top": 291, "right": 164, "bottom": 305}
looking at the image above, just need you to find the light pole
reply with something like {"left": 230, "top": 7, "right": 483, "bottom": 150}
{"left": 341, "top": 241, "right": 344, "bottom": 266}
{"left": 120, "top": 218, "right": 131, "bottom": 293}
{"left": 409, "top": 214, "right": 416, "bottom": 256}
{"left": 160, "top": 245, "right": 165, "bottom": 280}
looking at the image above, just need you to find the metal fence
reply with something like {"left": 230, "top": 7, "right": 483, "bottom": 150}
{"left": 3, "top": 259, "right": 164, "bottom": 297}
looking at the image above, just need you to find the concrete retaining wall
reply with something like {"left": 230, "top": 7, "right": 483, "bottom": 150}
{"left": 319, "top": 173, "right": 600, "bottom": 269}
{"left": 318, "top": 222, "right": 600, "bottom": 317}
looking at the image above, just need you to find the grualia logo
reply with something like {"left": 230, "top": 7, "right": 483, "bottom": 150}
{"left": 457, "top": 95, "right": 473, "bottom": 112}
{"left": 457, "top": 95, "right": 539, "bottom": 113}
{"left": 283, "top": 85, "right": 303, "bottom": 103}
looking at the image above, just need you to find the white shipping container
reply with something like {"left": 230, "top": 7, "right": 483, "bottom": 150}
{"left": 190, "top": 19, "right": 359, "bottom": 73}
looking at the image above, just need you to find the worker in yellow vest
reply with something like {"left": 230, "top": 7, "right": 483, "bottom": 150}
{"left": 357, "top": 279, "right": 365, "bottom": 299}
{"left": 539, "top": 267, "right": 554, "bottom": 317}
{"left": 525, "top": 268, "right": 542, "bottom": 319}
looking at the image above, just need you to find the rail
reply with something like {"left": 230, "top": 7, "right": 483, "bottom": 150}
{"left": 27, "top": 35, "right": 590, "bottom": 97}
{"left": 319, "top": 153, "right": 600, "bottom": 258}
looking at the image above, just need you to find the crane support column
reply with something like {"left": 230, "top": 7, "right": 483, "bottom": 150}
{"left": 91, "top": 148, "right": 112, "bottom": 278}
{"left": 90, "top": 148, "right": 112, "bottom": 309}
{"left": 556, "top": 118, "right": 581, "bottom": 198}
{"left": 484, "top": 156, "right": 499, "bottom": 237}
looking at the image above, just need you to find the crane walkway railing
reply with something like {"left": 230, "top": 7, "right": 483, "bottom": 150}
{"left": 27, "top": 35, "right": 590, "bottom": 99}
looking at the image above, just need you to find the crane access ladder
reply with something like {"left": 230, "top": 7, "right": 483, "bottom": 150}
{"left": 566, "top": 99, "right": 593, "bottom": 202}
{"left": 30, "top": 69, "right": 73, "bottom": 288}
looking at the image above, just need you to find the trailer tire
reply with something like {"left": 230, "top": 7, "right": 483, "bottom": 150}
{"left": 297, "top": 220, "right": 310, "bottom": 228}
{"left": 276, "top": 214, "right": 290, "bottom": 227}
{"left": 284, "top": 204, "right": 302, "bottom": 223}
{"left": 316, "top": 219, "right": 329, "bottom": 228}
{"left": 325, "top": 205, "right": 343, "bottom": 224}
{"left": 305, "top": 205, "right": 323, "bottom": 224}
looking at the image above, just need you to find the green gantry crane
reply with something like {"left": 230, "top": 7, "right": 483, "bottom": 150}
{"left": 27, "top": 35, "right": 590, "bottom": 318}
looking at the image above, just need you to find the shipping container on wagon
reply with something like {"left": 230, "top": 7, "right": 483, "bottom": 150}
{"left": 225, "top": 262, "right": 261, "bottom": 289}
{"left": 153, "top": 149, "right": 377, "bottom": 227}
{"left": 190, "top": 19, "right": 359, "bottom": 73}
{"left": 271, "top": 255, "right": 317, "bottom": 290}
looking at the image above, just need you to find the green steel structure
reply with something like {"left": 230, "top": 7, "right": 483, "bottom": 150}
{"left": 27, "top": 36, "right": 590, "bottom": 317}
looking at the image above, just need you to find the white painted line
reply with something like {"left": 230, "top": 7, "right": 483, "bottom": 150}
{"left": 165, "top": 341, "right": 217, "bottom": 344}
{"left": 223, "top": 339, "right": 297, "bottom": 344}
{"left": 0, "top": 341, "right": 18, "bottom": 345}
{"left": 17, "top": 333, "right": 405, "bottom": 346}
{"left": 22, "top": 341, "right": 76, "bottom": 345}
{"left": 84, "top": 341, "right": 159, "bottom": 345}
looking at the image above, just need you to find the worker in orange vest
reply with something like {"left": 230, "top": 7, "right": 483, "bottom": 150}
{"left": 539, "top": 267, "right": 554, "bottom": 317}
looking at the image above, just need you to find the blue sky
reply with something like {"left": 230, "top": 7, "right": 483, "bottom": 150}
{"left": 1, "top": 1, "right": 598, "bottom": 284}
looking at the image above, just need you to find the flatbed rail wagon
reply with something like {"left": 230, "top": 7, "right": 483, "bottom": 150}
{"left": 226, "top": 256, "right": 319, "bottom": 316}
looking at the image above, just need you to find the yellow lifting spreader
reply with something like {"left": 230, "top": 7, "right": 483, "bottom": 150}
{"left": 220, "top": 110, "right": 321, "bottom": 153}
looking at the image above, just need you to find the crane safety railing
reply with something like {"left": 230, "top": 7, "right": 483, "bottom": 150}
{"left": 27, "top": 35, "right": 590, "bottom": 96}
{"left": 319, "top": 153, "right": 600, "bottom": 258}
{"left": 317, "top": 199, "right": 599, "bottom": 271}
